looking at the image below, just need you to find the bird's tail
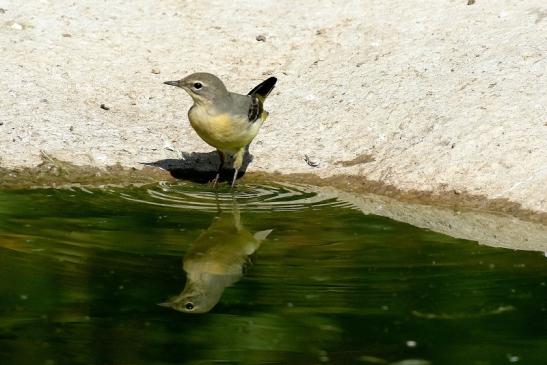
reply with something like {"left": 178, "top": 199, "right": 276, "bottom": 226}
{"left": 247, "top": 77, "right": 277, "bottom": 99}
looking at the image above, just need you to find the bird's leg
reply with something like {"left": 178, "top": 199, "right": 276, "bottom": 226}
{"left": 211, "top": 150, "right": 224, "bottom": 188}
{"left": 231, "top": 148, "right": 245, "bottom": 188}
{"left": 231, "top": 169, "right": 239, "bottom": 189}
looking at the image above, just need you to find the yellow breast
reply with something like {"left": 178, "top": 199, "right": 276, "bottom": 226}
{"left": 188, "top": 106, "right": 261, "bottom": 153}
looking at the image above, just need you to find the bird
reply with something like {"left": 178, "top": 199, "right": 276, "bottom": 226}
{"left": 164, "top": 73, "right": 277, "bottom": 188}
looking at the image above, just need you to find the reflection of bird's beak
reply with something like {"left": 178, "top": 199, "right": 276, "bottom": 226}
{"left": 163, "top": 80, "right": 179, "bottom": 87}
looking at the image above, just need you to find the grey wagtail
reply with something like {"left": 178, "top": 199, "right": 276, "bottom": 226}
{"left": 164, "top": 73, "right": 277, "bottom": 187}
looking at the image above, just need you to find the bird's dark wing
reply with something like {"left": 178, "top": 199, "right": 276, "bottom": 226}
{"left": 247, "top": 95, "right": 263, "bottom": 123}
{"left": 246, "top": 77, "right": 276, "bottom": 123}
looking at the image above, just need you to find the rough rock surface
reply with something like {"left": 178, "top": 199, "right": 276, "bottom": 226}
{"left": 1, "top": 0, "right": 546, "bottom": 212}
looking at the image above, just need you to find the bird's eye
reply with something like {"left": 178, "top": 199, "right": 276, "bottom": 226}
{"left": 185, "top": 302, "right": 194, "bottom": 311}
{"left": 193, "top": 82, "right": 203, "bottom": 90}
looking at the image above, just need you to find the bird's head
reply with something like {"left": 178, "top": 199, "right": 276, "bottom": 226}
{"left": 164, "top": 72, "right": 228, "bottom": 104}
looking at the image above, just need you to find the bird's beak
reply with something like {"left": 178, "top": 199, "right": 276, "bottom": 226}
{"left": 157, "top": 301, "right": 173, "bottom": 308}
{"left": 164, "top": 80, "right": 180, "bottom": 87}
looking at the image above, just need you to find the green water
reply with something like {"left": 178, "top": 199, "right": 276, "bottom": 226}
{"left": 0, "top": 183, "right": 546, "bottom": 365}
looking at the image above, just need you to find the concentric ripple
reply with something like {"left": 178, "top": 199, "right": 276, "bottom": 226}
{"left": 119, "top": 182, "right": 356, "bottom": 212}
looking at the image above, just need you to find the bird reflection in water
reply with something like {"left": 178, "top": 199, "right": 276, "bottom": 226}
{"left": 159, "top": 200, "right": 272, "bottom": 314}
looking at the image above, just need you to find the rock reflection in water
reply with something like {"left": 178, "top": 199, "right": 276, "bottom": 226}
{"left": 159, "top": 201, "right": 272, "bottom": 314}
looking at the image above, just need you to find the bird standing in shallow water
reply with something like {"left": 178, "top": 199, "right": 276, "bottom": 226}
{"left": 164, "top": 73, "right": 277, "bottom": 187}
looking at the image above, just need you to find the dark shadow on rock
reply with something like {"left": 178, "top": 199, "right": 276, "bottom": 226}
{"left": 141, "top": 149, "right": 254, "bottom": 184}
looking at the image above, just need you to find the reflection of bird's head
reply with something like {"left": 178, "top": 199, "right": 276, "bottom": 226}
{"left": 158, "top": 279, "right": 223, "bottom": 314}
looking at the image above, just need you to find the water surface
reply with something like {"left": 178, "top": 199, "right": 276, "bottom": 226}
{"left": 1, "top": 183, "right": 546, "bottom": 365}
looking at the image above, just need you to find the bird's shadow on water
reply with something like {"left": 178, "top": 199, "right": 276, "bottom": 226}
{"left": 141, "top": 150, "right": 254, "bottom": 184}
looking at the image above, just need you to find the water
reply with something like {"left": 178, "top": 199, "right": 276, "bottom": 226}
{"left": 1, "top": 182, "right": 546, "bottom": 365}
